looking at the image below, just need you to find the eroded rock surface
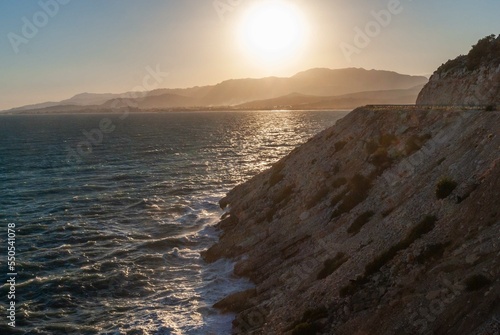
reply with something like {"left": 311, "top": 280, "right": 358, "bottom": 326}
{"left": 417, "top": 34, "right": 500, "bottom": 107}
{"left": 204, "top": 106, "right": 500, "bottom": 334}
{"left": 417, "top": 63, "right": 500, "bottom": 106}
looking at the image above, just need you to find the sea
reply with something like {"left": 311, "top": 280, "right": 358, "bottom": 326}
{"left": 0, "top": 110, "right": 349, "bottom": 335}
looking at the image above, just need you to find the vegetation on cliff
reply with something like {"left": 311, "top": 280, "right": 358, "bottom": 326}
{"left": 204, "top": 105, "right": 500, "bottom": 335}
{"left": 205, "top": 37, "right": 500, "bottom": 334}
{"left": 436, "top": 34, "right": 500, "bottom": 74}
{"left": 417, "top": 34, "right": 500, "bottom": 106}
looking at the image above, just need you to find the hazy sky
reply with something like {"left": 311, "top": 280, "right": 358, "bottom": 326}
{"left": 1, "top": 0, "right": 499, "bottom": 110}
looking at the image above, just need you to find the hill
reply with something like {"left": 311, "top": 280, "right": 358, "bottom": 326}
{"left": 417, "top": 34, "right": 500, "bottom": 107}
{"left": 236, "top": 85, "right": 424, "bottom": 110}
{"left": 203, "top": 35, "right": 500, "bottom": 334}
{"left": 4, "top": 68, "right": 427, "bottom": 113}
{"left": 192, "top": 68, "right": 427, "bottom": 107}
{"left": 204, "top": 106, "right": 499, "bottom": 334}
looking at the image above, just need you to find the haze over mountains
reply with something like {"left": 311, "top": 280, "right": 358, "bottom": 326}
{"left": 5, "top": 68, "right": 428, "bottom": 113}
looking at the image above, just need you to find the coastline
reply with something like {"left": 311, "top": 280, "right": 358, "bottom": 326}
{"left": 204, "top": 106, "right": 500, "bottom": 334}
{"left": 1, "top": 104, "right": 490, "bottom": 116}
{"left": 0, "top": 107, "right": 353, "bottom": 116}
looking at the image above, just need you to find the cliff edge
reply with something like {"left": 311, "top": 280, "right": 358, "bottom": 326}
{"left": 204, "top": 35, "right": 500, "bottom": 334}
{"left": 417, "top": 34, "right": 500, "bottom": 107}
{"left": 204, "top": 106, "right": 499, "bottom": 334}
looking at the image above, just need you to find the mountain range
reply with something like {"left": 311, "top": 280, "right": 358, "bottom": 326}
{"left": 5, "top": 68, "right": 428, "bottom": 113}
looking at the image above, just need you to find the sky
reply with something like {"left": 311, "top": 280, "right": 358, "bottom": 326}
{"left": 0, "top": 0, "right": 499, "bottom": 110}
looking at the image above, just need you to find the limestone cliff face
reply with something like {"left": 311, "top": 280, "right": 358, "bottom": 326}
{"left": 204, "top": 106, "right": 500, "bottom": 335}
{"left": 417, "top": 34, "right": 500, "bottom": 107}
{"left": 416, "top": 63, "right": 500, "bottom": 106}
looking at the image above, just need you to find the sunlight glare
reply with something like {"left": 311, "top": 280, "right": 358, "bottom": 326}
{"left": 239, "top": 1, "right": 307, "bottom": 62}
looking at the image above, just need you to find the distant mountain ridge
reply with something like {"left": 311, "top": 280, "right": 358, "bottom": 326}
{"left": 202, "top": 38, "right": 500, "bottom": 334}
{"left": 5, "top": 68, "right": 428, "bottom": 113}
{"left": 236, "top": 85, "right": 424, "bottom": 110}
{"left": 8, "top": 92, "right": 147, "bottom": 112}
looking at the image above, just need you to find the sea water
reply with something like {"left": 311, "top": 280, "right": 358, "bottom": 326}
{"left": 0, "top": 110, "right": 348, "bottom": 335}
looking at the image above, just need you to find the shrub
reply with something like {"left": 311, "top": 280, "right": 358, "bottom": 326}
{"left": 290, "top": 307, "right": 327, "bottom": 335}
{"left": 265, "top": 209, "right": 275, "bottom": 223}
{"left": 406, "top": 215, "right": 437, "bottom": 242}
{"left": 339, "top": 283, "right": 354, "bottom": 297}
{"left": 365, "top": 140, "right": 379, "bottom": 155}
{"left": 405, "top": 137, "right": 422, "bottom": 156}
{"left": 347, "top": 211, "right": 375, "bottom": 235}
{"left": 350, "top": 174, "right": 372, "bottom": 190}
{"left": 292, "top": 323, "right": 317, "bottom": 335}
{"left": 331, "top": 177, "right": 347, "bottom": 189}
{"left": 436, "top": 177, "right": 458, "bottom": 199}
{"left": 436, "top": 157, "right": 446, "bottom": 166}
{"left": 436, "top": 55, "right": 467, "bottom": 74}
{"left": 332, "top": 189, "right": 368, "bottom": 219}
{"left": 467, "top": 34, "right": 497, "bottom": 71}
{"left": 339, "top": 276, "right": 365, "bottom": 297}
{"left": 465, "top": 274, "right": 492, "bottom": 291}
{"left": 366, "top": 215, "right": 437, "bottom": 277}
{"left": 370, "top": 147, "right": 393, "bottom": 173}
{"left": 305, "top": 187, "right": 329, "bottom": 209}
{"left": 332, "top": 163, "right": 341, "bottom": 174}
{"left": 436, "top": 35, "right": 500, "bottom": 74}
{"left": 437, "top": 35, "right": 500, "bottom": 74}
{"left": 301, "top": 306, "right": 328, "bottom": 322}
{"left": 379, "top": 133, "right": 397, "bottom": 147}
{"left": 273, "top": 184, "right": 295, "bottom": 206}
{"left": 405, "top": 134, "right": 432, "bottom": 156}
{"left": 381, "top": 207, "right": 394, "bottom": 217}
{"left": 330, "top": 189, "right": 348, "bottom": 207}
{"left": 334, "top": 140, "right": 347, "bottom": 152}
{"left": 317, "top": 253, "right": 348, "bottom": 280}
{"left": 269, "top": 161, "right": 285, "bottom": 187}
{"left": 331, "top": 175, "right": 372, "bottom": 219}
{"left": 364, "top": 246, "right": 399, "bottom": 277}
{"left": 342, "top": 215, "right": 437, "bottom": 297}
{"left": 415, "top": 242, "right": 449, "bottom": 264}
{"left": 269, "top": 171, "right": 284, "bottom": 187}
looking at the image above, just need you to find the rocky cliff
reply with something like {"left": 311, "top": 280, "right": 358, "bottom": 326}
{"left": 417, "top": 35, "right": 500, "bottom": 107}
{"left": 204, "top": 106, "right": 500, "bottom": 334}
{"left": 417, "top": 62, "right": 500, "bottom": 107}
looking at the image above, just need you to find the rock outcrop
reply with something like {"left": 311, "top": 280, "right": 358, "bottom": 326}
{"left": 417, "top": 34, "right": 500, "bottom": 107}
{"left": 204, "top": 106, "right": 500, "bottom": 334}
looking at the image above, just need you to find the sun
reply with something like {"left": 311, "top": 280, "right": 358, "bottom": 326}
{"left": 239, "top": 1, "right": 306, "bottom": 62}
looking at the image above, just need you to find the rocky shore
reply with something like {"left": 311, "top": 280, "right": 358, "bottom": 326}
{"left": 203, "top": 106, "right": 499, "bottom": 334}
